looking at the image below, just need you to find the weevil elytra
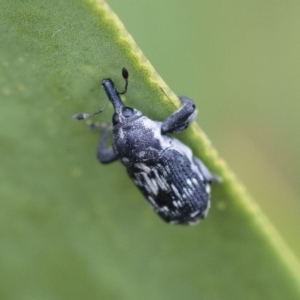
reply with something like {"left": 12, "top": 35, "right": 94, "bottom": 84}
{"left": 73, "top": 68, "right": 220, "bottom": 225}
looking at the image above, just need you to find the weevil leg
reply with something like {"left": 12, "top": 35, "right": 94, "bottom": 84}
{"left": 193, "top": 157, "right": 221, "bottom": 183}
{"left": 161, "top": 96, "right": 198, "bottom": 134}
{"left": 87, "top": 121, "right": 108, "bottom": 131}
{"left": 94, "top": 124, "right": 118, "bottom": 164}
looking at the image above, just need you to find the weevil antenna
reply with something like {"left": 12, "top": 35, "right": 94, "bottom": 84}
{"left": 117, "top": 67, "right": 129, "bottom": 95}
{"left": 72, "top": 99, "right": 109, "bottom": 121}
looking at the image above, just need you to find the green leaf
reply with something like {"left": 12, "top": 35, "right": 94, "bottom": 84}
{"left": 1, "top": 1, "right": 300, "bottom": 299}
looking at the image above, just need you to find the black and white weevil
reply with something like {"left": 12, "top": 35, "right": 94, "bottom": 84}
{"left": 73, "top": 68, "right": 220, "bottom": 225}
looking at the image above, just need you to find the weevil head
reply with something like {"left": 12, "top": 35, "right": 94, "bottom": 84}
{"left": 102, "top": 78, "right": 142, "bottom": 127}
{"left": 72, "top": 68, "right": 143, "bottom": 123}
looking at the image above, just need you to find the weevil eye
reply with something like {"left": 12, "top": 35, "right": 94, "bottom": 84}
{"left": 112, "top": 113, "right": 119, "bottom": 125}
{"left": 122, "top": 107, "right": 134, "bottom": 118}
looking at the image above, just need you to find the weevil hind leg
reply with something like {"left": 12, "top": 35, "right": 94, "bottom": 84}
{"left": 93, "top": 123, "right": 118, "bottom": 164}
{"left": 161, "top": 96, "right": 198, "bottom": 134}
{"left": 193, "top": 157, "right": 221, "bottom": 184}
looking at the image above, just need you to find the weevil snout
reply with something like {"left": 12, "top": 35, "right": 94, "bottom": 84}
{"left": 102, "top": 78, "right": 124, "bottom": 112}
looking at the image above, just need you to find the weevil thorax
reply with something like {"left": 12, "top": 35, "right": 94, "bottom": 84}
{"left": 102, "top": 78, "right": 171, "bottom": 167}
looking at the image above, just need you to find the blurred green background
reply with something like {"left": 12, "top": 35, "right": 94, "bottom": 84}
{"left": 108, "top": 0, "right": 300, "bottom": 260}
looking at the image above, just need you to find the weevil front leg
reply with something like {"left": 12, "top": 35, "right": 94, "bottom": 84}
{"left": 91, "top": 123, "right": 118, "bottom": 164}
{"left": 161, "top": 96, "right": 197, "bottom": 134}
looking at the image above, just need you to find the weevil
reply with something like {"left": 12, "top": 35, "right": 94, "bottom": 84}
{"left": 73, "top": 68, "right": 220, "bottom": 225}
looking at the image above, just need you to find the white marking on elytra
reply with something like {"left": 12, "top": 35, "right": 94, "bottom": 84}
{"left": 135, "top": 163, "right": 151, "bottom": 173}
{"left": 191, "top": 178, "right": 199, "bottom": 186}
{"left": 141, "top": 172, "right": 159, "bottom": 195}
{"left": 182, "top": 188, "right": 188, "bottom": 198}
{"left": 135, "top": 174, "right": 150, "bottom": 192}
{"left": 148, "top": 196, "right": 158, "bottom": 207}
{"left": 173, "top": 200, "right": 183, "bottom": 208}
{"left": 205, "top": 184, "right": 211, "bottom": 194}
{"left": 165, "top": 165, "right": 171, "bottom": 174}
{"left": 171, "top": 184, "right": 181, "bottom": 199}
{"left": 190, "top": 210, "right": 200, "bottom": 218}
{"left": 156, "top": 164, "right": 168, "bottom": 177}
{"left": 138, "top": 151, "right": 145, "bottom": 158}
{"left": 122, "top": 157, "right": 129, "bottom": 164}
{"left": 153, "top": 169, "right": 168, "bottom": 191}
{"left": 183, "top": 187, "right": 194, "bottom": 198}
{"left": 188, "top": 188, "right": 194, "bottom": 196}
{"left": 186, "top": 179, "right": 193, "bottom": 187}
{"left": 151, "top": 178, "right": 159, "bottom": 194}
{"left": 142, "top": 182, "right": 151, "bottom": 193}
{"left": 161, "top": 168, "right": 168, "bottom": 177}
{"left": 158, "top": 206, "right": 170, "bottom": 213}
